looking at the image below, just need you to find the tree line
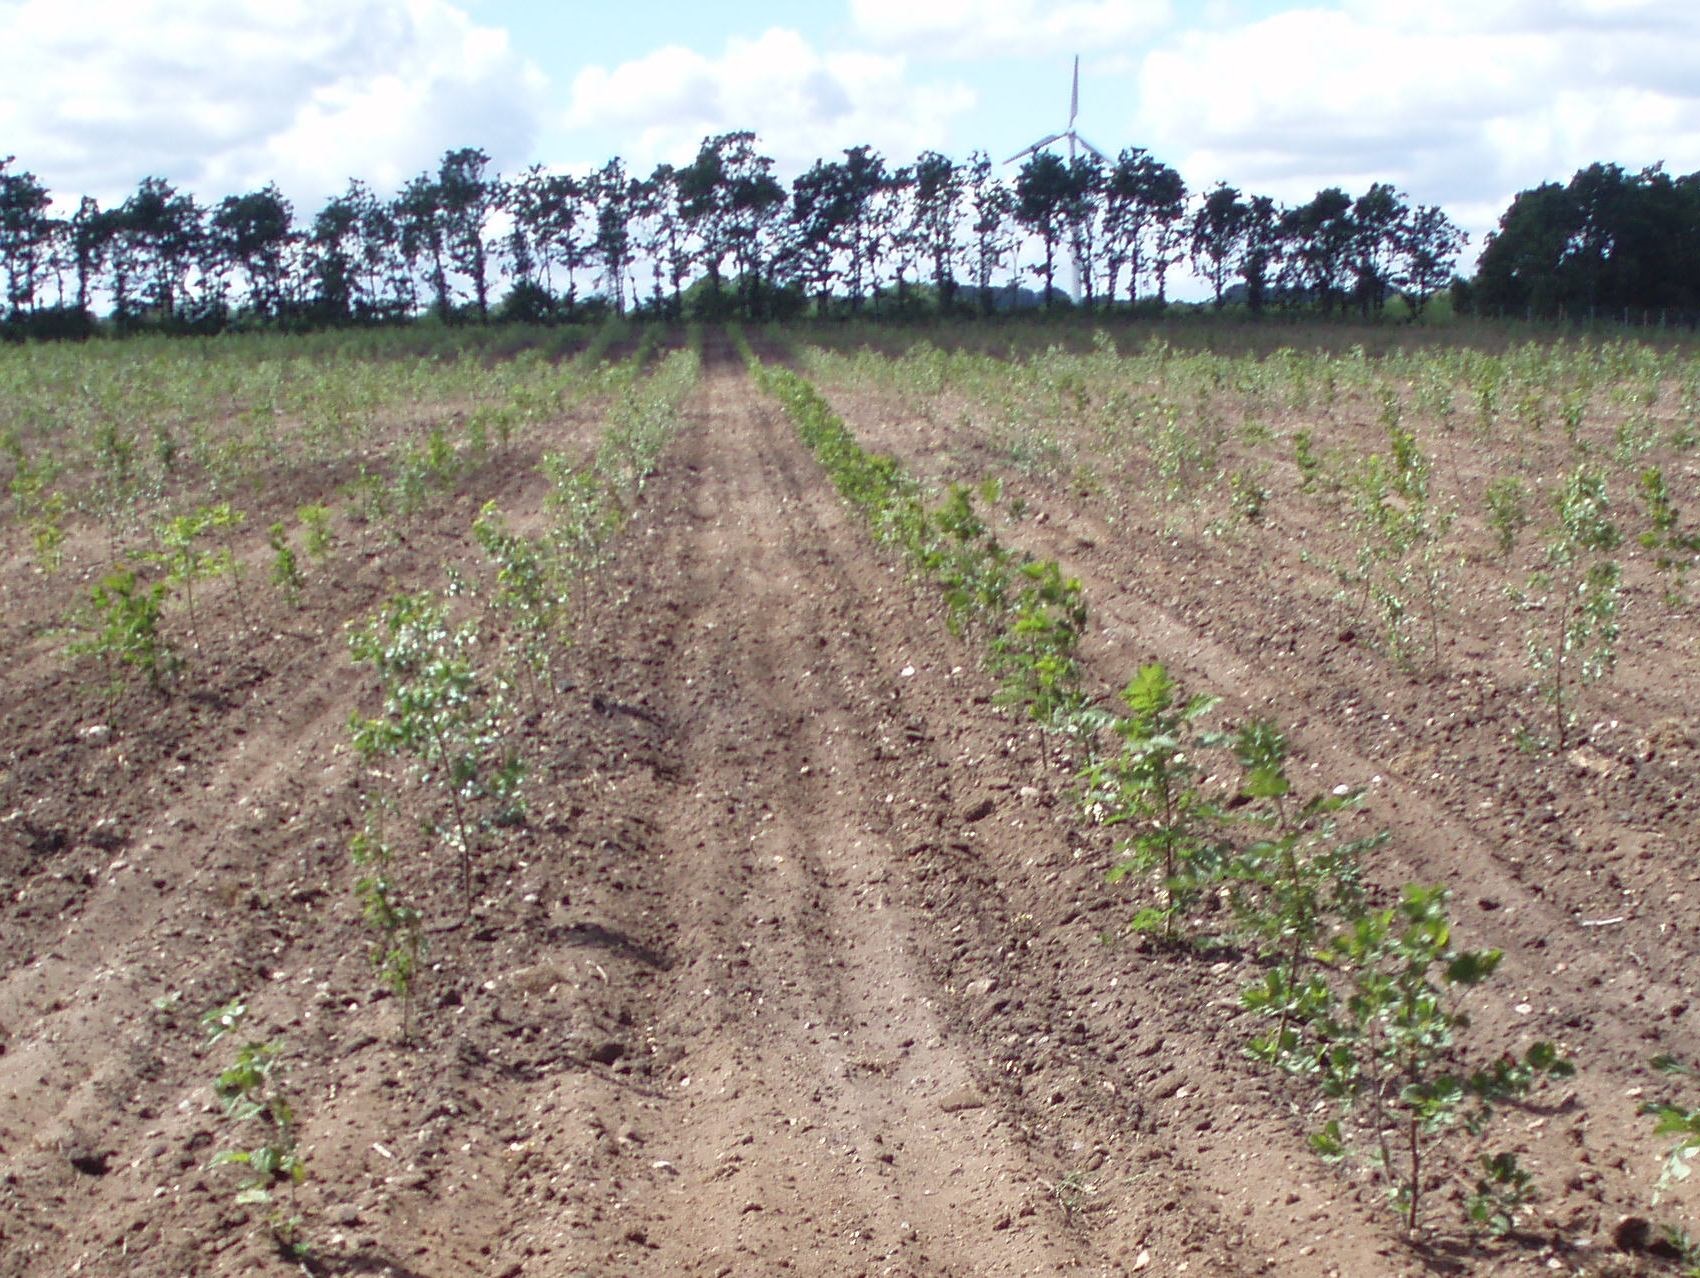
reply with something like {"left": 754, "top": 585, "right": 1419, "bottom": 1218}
{"left": 0, "top": 133, "right": 1470, "bottom": 336}
{"left": 1467, "top": 161, "right": 1700, "bottom": 322}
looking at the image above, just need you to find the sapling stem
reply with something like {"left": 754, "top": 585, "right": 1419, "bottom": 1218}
{"left": 426, "top": 715, "right": 476, "bottom": 910}
{"left": 1407, "top": 1113, "right": 1422, "bottom": 1236}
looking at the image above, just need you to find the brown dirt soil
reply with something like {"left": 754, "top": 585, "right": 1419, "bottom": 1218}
{"left": 0, "top": 331, "right": 1689, "bottom": 1278}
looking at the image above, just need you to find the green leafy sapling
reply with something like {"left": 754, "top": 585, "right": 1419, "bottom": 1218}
{"left": 1348, "top": 422, "right": 1454, "bottom": 669}
{"left": 70, "top": 569, "right": 175, "bottom": 699}
{"left": 541, "top": 457, "right": 621, "bottom": 622}
{"left": 29, "top": 490, "right": 68, "bottom": 573}
{"left": 342, "top": 467, "right": 390, "bottom": 526}
{"left": 473, "top": 500, "right": 568, "bottom": 700}
{"left": 1468, "top": 1150, "right": 1538, "bottom": 1238}
{"left": 10, "top": 457, "right": 67, "bottom": 573}
{"left": 1244, "top": 885, "right": 1573, "bottom": 1238}
{"left": 1637, "top": 467, "right": 1700, "bottom": 606}
{"left": 201, "top": 999, "right": 308, "bottom": 1255}
{"left": 991, "top": 560, "right": 1090, "bottom": 756}
{"left": 351, "top": 821, "right": 426, "bottom": 1042}
{"left": 149, "top": 502, "right": 247, "bottom": 649}
{"left": 925, "top": 485, "right": 1005, "bottom": 637}
{"left": 1519, "top": 467, "right": 1623, "bottom": 748}
{"left": 1229, "top": 720, "right": 1384, "bottom": 1055}
{"left": 1228, "top": 469, "right": 1269, "bottom": 523}
{"left": 1645, "top": 1056, "right": 1700, "bottom": 1199}
{"left": 1080, "top": 662, "right": 1227, "bottom": 940}
{"left": 348, "top": 591, "right": 523, "bottom": 911}
{"left": 1637, "top": 1056, "right": 1700, "bottom": 1270}
{"left": 1294, "top": 429, "right": 1324, "bottom": 493}
{"left": 297, "top": 504, "right": 334, "bottom": 561}
{"left": 1484, "top": 476, "right": 1531, "bottom": 561}
{"left": 267, "top": 522, "right": 303, "bottom": 605}
{"left": 391, "top": 427, "right": 460, "bottom": 517}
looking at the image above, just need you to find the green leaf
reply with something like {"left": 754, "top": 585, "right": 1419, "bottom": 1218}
{"left": 1404, "top": 1075, "right": 1465, "bottom": 1128}
{"left": 1128, "top": 907, "right": 1169, "bottom": 934}
{"left": 248, "top": 1146, "right": 282, "bottom": 1176}
{"left": 1445, "top": 948, "right": 1502, "bottom": 985}
{"left": 1309, "top": 1120, "right": 1347, "bottom": 1162}
{"left": 1647, "top": 1105, "right": 1700, "bottom": 1140}
{"left": 1525, "top": 1041, "right": 1575, "bottom": 1078}
{"left": 1121, "top": 663, "right": 1175, "bottom": 719}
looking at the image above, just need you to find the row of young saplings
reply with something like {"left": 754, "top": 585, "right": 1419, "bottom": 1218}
{"left": 806, "top": 337, "right": 1700, "bottom": 753}
{"left": 167, "top": 343, "right": 700, "bottom": 1257}
{"left": 5, "top": 317, "right": 665, "bottom": 610}
{"left": 52, "top": 388, "right": 566, "bottom": 1260}
{"left": 59, "top": 369, "right": 590, "bottom": 704}
{"left": 741, "top": 333, "right": 1700, "bottom": 1257}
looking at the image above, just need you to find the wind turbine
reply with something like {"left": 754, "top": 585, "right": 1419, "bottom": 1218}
{"left": 1005, "top": 56, "right": 1107, "bottom": 302}
{"left": 1004, "top": 55, "right": 1108, "bottom": 167}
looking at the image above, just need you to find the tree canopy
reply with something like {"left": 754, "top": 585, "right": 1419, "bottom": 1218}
{"left": 1472, "top": 162, "right": 1700, "bottom": 319}
{"left": 0, "top": 136, "right": 1488, "bottom": 337}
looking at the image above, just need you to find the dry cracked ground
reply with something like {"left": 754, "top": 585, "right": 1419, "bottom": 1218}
{"left": 1, "top": 331, "right": 1695, "bottom": 1277}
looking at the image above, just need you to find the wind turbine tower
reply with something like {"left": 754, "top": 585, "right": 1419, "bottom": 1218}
{"left": 1006, "top": 55, "right": 1108, "bottom": 302}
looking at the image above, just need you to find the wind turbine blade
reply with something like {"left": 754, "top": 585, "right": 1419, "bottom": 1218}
{"left": 1070, "top": 55, "right": 1079, "bottom": 126}
{"left": 1074, "top": 133, "right": 1109, "bottom": 162}
{"left": 1005, "top": 133, "right": 1064, "bottom": 164}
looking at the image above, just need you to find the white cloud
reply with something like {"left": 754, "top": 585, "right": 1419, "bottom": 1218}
{"left": 0, "top": 0, "right": 549, "bottom": 209}
{"left": 562, "top": 29, "right": 977, "bottom": 176}
{"left": 1338, "top": 0, "right": 1695, "bottom": 36}
{"left": 1132, "top": 2, "right": 1700, "bottom": 255}
{"left": 849, "top": 0, "right": 1171, "bottom": 58}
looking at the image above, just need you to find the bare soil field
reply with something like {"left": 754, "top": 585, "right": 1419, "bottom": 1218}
{"left": 0, "top": 326, "right": 1695, "bottom": 1277}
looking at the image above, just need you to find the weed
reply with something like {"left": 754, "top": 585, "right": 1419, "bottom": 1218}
{"left": 1049, "top": 1169, "right": 1097, "bottom": 1219}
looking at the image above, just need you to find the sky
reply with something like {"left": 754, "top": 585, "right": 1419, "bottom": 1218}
{"left": 3, "top": 0, "right": 1700, "bottom": 278}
